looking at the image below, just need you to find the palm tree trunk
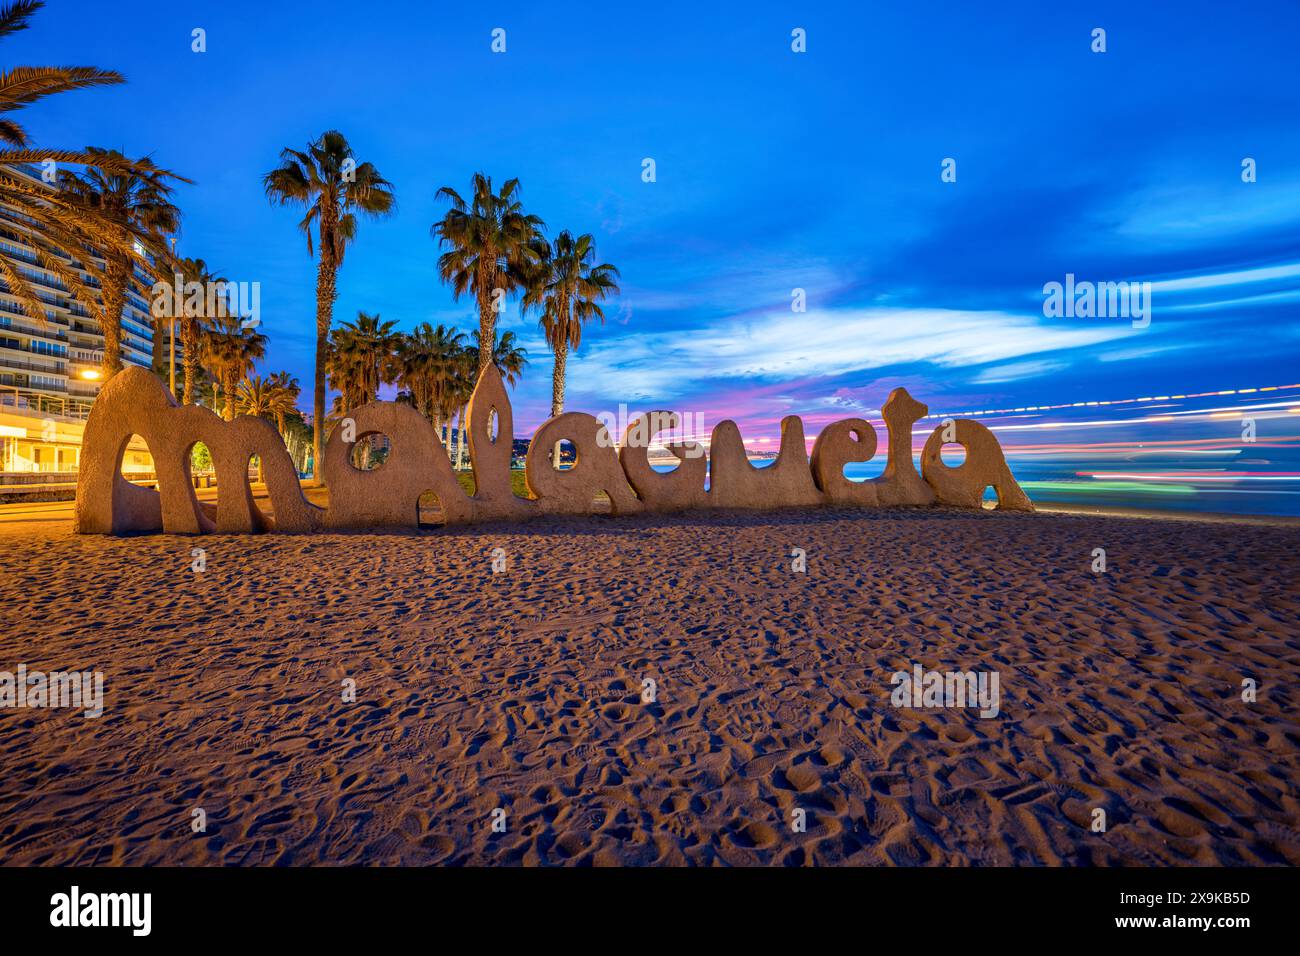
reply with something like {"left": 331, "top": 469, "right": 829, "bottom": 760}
{"left": 550, "top": 336, "right": 568, "bottom": 465}
{"left": 181, "top": 317, "right": 198, "bottom": 404}
{"left": 313, "top": 247, "right": 338, "bottom": 486}
{"left": 224, "top": 371, "right": 237, "bottom": 422}
{"left": 477, "top": 274, "right": 495, "bottom": 373}
{"left": 100, "top": 253, "right": 129, "bottom": 376}
{"left": 151, "top": 319, "right": 166, "bottom": 377}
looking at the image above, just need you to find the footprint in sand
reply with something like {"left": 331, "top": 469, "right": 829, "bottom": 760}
{"left": 418, "top": 834, "right": 456, "bottom": 862}
{"left": 778, "top": 765, "right": 822, "bottom": 793}
{"left": 725, "top": 819, "right": 780, "bottom": 850}
{"left": 602, "top": 702, "right": 632, "bottom": 721}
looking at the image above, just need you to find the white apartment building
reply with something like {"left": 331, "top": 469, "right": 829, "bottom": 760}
{"left": 1, "top": 163, "right": 161, "bottom": 475}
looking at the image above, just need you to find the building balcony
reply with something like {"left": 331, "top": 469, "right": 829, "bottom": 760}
{"left": 0, "top": 350, "right": 68, "bottom": 375}
{"left": 0, "top": 316, "right": 68, "bottom": 342}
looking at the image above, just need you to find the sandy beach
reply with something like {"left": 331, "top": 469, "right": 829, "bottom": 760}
{"left": 1, "top": 504, "right": 1297, "bottom": 866}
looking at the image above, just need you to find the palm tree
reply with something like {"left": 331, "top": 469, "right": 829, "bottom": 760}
{"left": 431, "top": 172, "right": 545, "bottom": 374}
{"left": 151, "top": 241, "right": 180, "bottom": 378}
{"left": 202, "top": 314, "right": 266, "bottom": 421}
{"left": 0, "top": 1, "right": 124, "bottom": 146}
{"left": 325, "top": 313, "right": 398, "bottom": 471}
{"left": 280, "top": 410, "right": 312, "bottom": 475}
{"left": 263, "top": 130, "right": 394, "bottom": 482}
{"left": 0, "top": 1, "right": 182, "bottom": 328}
{"left": 266, "top": 370, "right": 301, "bottom": 437}
{"left": 472, "top": 327, "right": 528, "bottom": 386}
{"left": 524, "top": 230, "right": 619, "bottom": 459}
{"left": 57, "top": 148, "right": 184, "bottom": 376}
{"left": 235, "top": 374, "right": 277, "bottom": 417}
{"left": 396, "top": 322, "right": 464, "bottom": 437}
{"left": 278, "top": 409, "right": 312, "bottom": 475}
{"left": 175, "top": 257, "right": 228, "bottom": 404}
{"left": 324, "top": 334, "right": 364, "bottom": 415}
{"left": 329, "top": 310, "right": 397, "bottom": 407}
{"left": 236, "top": 374, "right": 296, "bottom": 484}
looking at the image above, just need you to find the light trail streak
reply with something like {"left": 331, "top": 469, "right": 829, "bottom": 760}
{"left": 1080, "top": 472, "right": 1300, "bottom": 482}
{"left": 920, "top": 381, "right": 1300, "bottom": 422}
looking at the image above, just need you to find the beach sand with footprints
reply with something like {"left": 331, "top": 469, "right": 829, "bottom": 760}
{"left": 1, "top": 505, "right": 1297, "bottom": 865}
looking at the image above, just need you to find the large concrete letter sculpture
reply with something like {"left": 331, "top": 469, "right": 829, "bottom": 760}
{"left": 76, "top": 367, "right": 323, "bottom": 534}
{"left": 322, "top": 400, "right": 471, "bottom": 529}
{"left": 77, "top": 370, "right": 1031, "bottom": 535}
{"left": 708, "top": 415, "right": 823, "bottom": 508}
{"left": 921, "top": 418, "right": 1033, "bottom": 511}
{"left": 525, "top": 413, "right": 643, "bottom": 516}
{"left": 465, "top": 365, "right": 535, "bottom": 521}
{"left": 871, "top": 388, "right": 936, "bottom": 506}
{"left": 810, "top": 419, "right": 880, "bottom": 506}
{"left": 618, "top": 411, "right": 708, "bottom": 512}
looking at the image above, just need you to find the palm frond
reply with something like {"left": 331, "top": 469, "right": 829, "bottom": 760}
{"left": 0, "top": 0, "right": 42, "bottom": 40}
{"left": 0, "top": 66, "right": 124, "bottom": 119}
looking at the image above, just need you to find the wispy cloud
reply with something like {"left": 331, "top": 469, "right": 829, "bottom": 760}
{"left": 566, "top": 307, "right": 1138, "bottom": 400}
{"left": 1151, "top": 261, "right": 1300, "bottom": 293}
{"left": 971, "top": 359, "right": 1069, "bottom": 384}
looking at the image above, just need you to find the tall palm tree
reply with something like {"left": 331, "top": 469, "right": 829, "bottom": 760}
{"left": 202, "top": 314, "right": 266, "bottom": 421}
{"left": 524, "top": 231, "right": 620, "bottom": 456}
{"left": 263, "top": 130, "right": 394, "bottom": 482}
{"left": 0, "top": 1, "right": 181, "bottom": 328}
{"left": 150, "top": 241, "right": 180, "bottom": 378}
{"left": 431, "top": 172, "right": 545, "bottom": 374}
{"left": 175, "top": 257, "right": 228, "bottom": 404}
{"left": 57, "top": 148, "right": 184, "bottom": 376}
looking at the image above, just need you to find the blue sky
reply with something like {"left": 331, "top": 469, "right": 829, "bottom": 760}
{"left": 14, "top": 0, "right": 1300, "bottom": 437}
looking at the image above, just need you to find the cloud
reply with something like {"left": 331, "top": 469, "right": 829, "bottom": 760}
{"left": 1096, "top": 343, "right": 1187, "bottom": 363}
{"left": 1150, "top": 261, "right": 1300, "bottom": 293}
{"left": 1108, "top": 182, "right": 1300, "bottom": 248}
{"left": 971, "top": 359, "right": 1069, "bottom": 384}
{"left": 566, "top": 306, "right": 1138, "bottom": 399}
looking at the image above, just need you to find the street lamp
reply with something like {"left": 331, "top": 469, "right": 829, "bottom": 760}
{"left": 168, "top": 235, "right": 178, "bottom": 396}
{"left": 79, "top": 368, "right": 101, "bottom": 381}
